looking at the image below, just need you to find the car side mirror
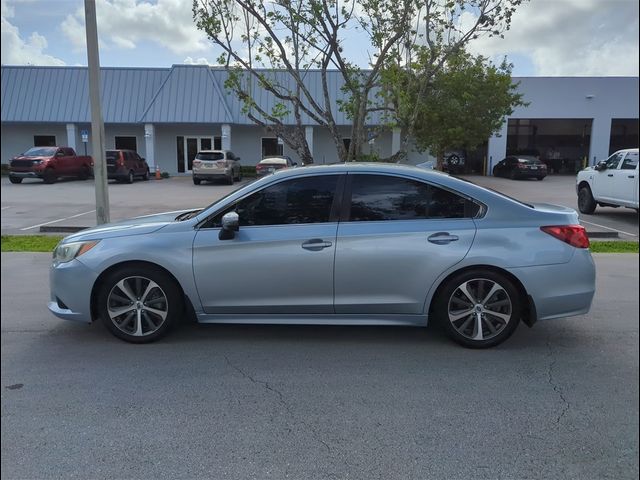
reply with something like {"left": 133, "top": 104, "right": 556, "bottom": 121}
{"left": 219, "top": 211, "right": 239, "bottom": 240}
{"left": 594, "top": 160, "right": 607, "bottom": 171}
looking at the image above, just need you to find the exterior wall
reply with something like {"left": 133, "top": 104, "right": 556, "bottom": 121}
{"left": 488, "top": 77, "right": 639, "bottom": 173}
{"left": 1, "top": 123, "right": 68, "bottom": 161}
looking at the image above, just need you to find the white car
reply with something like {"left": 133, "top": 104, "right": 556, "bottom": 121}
{"left": 576, "top": 148, "right": 639, "bottom": 214}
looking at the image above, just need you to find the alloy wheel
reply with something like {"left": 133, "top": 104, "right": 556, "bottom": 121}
{"left": 107, "top": 276, "right": 168, "bottom": 337}
{"left": 447, "top": 278, "right": 513, "bottom": 341}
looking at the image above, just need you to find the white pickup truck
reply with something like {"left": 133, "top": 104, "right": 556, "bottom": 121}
{"left": 576, "top": 148, "right": 639, "bottom": 214}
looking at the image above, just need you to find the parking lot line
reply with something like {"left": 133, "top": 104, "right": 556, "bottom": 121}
{"left": 580, "top": 219, "right": 638, "bottom": 238}
{"left": 20, "top": 210, "right": 96, "bottom": 231}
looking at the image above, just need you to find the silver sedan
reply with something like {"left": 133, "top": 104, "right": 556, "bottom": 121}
{"left": 48, "top": 163, "right": 596, "bottom": 348}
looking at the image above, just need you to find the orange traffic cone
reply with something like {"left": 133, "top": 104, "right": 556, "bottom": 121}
{"left": 155, "top": 165, "right": 161, "bottom": 180}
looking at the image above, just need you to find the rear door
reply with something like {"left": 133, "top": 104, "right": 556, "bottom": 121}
{"left": 334, "top": 174, "right": 478, "bottom": 315}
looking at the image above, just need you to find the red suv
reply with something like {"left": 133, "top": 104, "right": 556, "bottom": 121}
{"left": 106, "top": 150, "right": 150, "bottom": 183}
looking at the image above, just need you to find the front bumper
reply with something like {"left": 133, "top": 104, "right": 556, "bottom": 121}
{"left": 48, "top": 258, "right": 99, "bottom": 323}
{"left": 9, "top": 171, "right": 44, "bottom": 179}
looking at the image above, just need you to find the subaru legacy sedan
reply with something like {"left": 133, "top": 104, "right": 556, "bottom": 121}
{"left": 48, "top": 164, "right": 595, "bottom": 348}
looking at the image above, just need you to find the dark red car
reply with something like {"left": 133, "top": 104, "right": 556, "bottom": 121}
{"left": 106, "top": 150, "right": 150, "bottom": 183}
{"left": 9, "top": 146, "right": 93, "bottom": 184}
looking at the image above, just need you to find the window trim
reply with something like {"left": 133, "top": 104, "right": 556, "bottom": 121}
{"left": 340, "top": 172, "right": 485, "bottom": 223}
{"left": 197, "top": 173, "right": 347, "bottom": 229}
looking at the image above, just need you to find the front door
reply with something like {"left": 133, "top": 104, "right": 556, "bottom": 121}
{"left": 192, "top": 174, "right": 343, "bottom": 314}
{"left": 613, "top": 151, "right": 639, "bottom": 205}
{"left": 177, "top": 137, "right": 215, "bottom": 173}
{"left": 594, "top": 151, "right": 624, "bottom": 202}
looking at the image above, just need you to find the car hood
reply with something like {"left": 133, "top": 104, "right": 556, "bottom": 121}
{"left": 12, "top": 155, "right": 51, "bottom": 161}
{"left": 61, "top": 209, "right": 199, "bottom": 242}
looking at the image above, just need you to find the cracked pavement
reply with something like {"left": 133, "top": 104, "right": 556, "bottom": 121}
{"left": 2, "top": 253, "right": 638, "bottom": 479}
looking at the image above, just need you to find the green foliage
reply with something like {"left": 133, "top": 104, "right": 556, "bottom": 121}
{"left": 590, "top": 241, "right": 639, "bottom": 253}
{"left": 161, "top": 172, "right": 170, "bottom": 178}
{"left": 240, "top": 165, "right": 257, "bottom": 177}
{"left": 384, "top": 50, "right": 526, "bottom": 164}
{"left": 1, "top": 235, "right": 63, "bottom": 252}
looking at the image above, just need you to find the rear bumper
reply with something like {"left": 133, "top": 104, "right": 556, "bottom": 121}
{"left": 193, "top": 168, "right": 232, "bottom": 180}
{"left": 9, "top": 171, "right": 43, "bottom": 179}
{"left": 507, "top": 249, "right": 596, "bottom": 321}
{"left": 514, "top": 171, "right": 547, "bottom": 179}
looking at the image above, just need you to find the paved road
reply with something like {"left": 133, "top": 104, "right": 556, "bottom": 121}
{"left": 2, "top": 174, "right": 638, "bottom": 238}
{"left": 2, "top": 253, "right": 638, "bottom": 479}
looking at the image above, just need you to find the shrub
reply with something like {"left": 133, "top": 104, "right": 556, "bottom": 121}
{"left": 160, "top": 171, "right": 170, "bottom": 178}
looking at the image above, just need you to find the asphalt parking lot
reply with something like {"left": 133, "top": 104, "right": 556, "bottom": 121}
{"left": 1, "top": 253, "right": 638, "bottom": 479}
{"left": 1, "top": 173, "right": 638, "bottom": 238}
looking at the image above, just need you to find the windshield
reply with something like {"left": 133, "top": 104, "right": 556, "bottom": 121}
{"left": 22, "top": 147, "right": 57, "bottom": 157}
{"left": 196, "top": 152, "right": 224, "bottom": 161}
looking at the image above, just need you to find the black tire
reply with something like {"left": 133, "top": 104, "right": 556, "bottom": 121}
{"left": 142, "top": 169, "right": 150, "bottom": 181}
{"left": 97, "top": 264, "right": 183, "bottom": 343}
{"left": 127, "top": 170, "right": 134, "bottom": 184}
{"left": 193, "top": 177, "right": 201, "bottom": 185}
{"left": 578, "top": 186, "right": 597, "bottom": 214}
{"left": 9, "top": 176, "right": 22, "bottom": 184}
{"left": 226, "top": 174, "right": 234, "bottom": 185}
{"left": 43, "top": 168, "right": 57, "bottom": 184}
{"left": 492, "top": 167, "right": 499, "bottom": 177}
{"left": 78, "top": 165, "right": 91, "bottom": 180}
{"left": 536, "top": 176, "right": 545, "bottom": 181}
{"left": 509, "top": 170, "right": 518, "bottom": 180}
{"left": 433, "top": 269, "right": 522, "bottom": 349}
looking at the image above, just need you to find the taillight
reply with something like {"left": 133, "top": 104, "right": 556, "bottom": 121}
{"left": 517, "top": 163, "right": 527, "bottom": 169}
{"left": 255, "top": 164, "right": 264, "bottom": 170}
{"left": 117, "top": 155, "right": 124, "bottom": 167}
{"left": 541, "top": 225, "right": 590, "bottom": 248}
{"left": 193, "top": 160, "right": 202, "bottom": 167}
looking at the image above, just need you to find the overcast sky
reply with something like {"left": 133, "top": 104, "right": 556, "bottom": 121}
{"left": 1, "top": 0, "right": 638, "bottom": 76}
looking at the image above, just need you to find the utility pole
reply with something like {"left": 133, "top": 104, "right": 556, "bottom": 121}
{"left": 85, "top": 0, "right": 110, "bottom": 224}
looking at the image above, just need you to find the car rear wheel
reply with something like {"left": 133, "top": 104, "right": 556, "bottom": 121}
{"left": 434, "top": 270, "right": 521, "bottom": 348}
{"left": 79, "top": 165, "right": 91, "bottom": 180}
{"left": 142, "top": 169, "right": 150, "bottom": 181}
{"left": 193, "top": 177, "right": 201, "bottom": 185}
{"left": 97, "top": 265, "right": 183, "bottom": 343}
{"left": 9, "top": 176, "right": 22, "bottom": 184}
{"left": 127, "top": 171, "right": 134, "bottom": 184}
{"left": 578, "top": 186, "right": 597, "bottom": 214}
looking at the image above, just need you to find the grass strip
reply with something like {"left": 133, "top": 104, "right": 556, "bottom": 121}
{"left": 1, "top": 235, "right": 64, "bottom": 252}
{"left": 589, "top": 241, "right": 639, "bottom": 253}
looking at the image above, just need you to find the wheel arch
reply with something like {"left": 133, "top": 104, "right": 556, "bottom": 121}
{"left": 426, "top": 264, "right": 536, "bottom": 328}
{"left": 90, "top": 260, "right": 196, "bottom": 323}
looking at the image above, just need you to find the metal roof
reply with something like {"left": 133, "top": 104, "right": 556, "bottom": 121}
{"left": 1, "top": 66, "right": 168, "bottom": 123}
{"left": 1, "top": 64, "right": 383, "bottom": 126}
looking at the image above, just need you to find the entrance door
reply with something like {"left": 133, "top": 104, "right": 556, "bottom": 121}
{"left": 177, "top": 137, "right": 216, "bottom": 172}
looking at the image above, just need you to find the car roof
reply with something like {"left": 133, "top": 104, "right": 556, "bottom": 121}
{"left": 614, "top": 148, "right": 639, "bottom": 154}
{"left": 198, "top": 150, "right": 226, "bottom": 153}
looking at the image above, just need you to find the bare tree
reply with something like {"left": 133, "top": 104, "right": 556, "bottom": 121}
{"left": 193, "top": 0, "right": 525, "bottom": 163}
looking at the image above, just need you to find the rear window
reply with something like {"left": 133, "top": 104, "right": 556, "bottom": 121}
{"left": 196, "top": 152, "right": 224, "bottom": 161}
{"left": 260, "top": 158, "right": 287, "bottom": 166}
{"left": 106, "top": 151, "right": 118, "bottom": 160}
{"left": 517, "top": 156, "right": 542, "bottom": 164}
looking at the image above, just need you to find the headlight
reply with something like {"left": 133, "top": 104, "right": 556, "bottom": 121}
{"left": 53, "top": 240, "right": 99, "bottom": 264}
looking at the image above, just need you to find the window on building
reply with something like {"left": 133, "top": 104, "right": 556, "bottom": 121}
{"left": 214, "top": 136, "right": 222, "bottom": 150}
{"left": 115, "top": 136, "right": 137, "bottom": 151}
{"left": 262, "top": 138, "right": 283, "bottom": 157}
{"left": 176, "top": 136, "right": 185, "bottom": 173}
{"left": 33, "top": 135, "right": 56, "bottom": 147}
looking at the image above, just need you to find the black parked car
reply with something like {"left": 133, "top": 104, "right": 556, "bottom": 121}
{"left": 493, "top": 155, "right": 547, "bottom": 180}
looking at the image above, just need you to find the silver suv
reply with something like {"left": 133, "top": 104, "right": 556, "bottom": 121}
{"left": 192, "top": 150, "right": 242, "bottom": 185}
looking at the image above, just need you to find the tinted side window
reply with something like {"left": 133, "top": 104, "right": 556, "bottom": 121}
{"left": 621, "top": 152, "right": 638, "bottom": 170}
{"left": 212, "top": 175, "right": 338, "bottom": 227}
{"left": 605, "top": 152, "right": 624, "bottom": 169}
{"left": 348, "top": 175, "right": 476, "bottom": 221}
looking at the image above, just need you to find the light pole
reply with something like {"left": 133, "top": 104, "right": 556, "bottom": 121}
{"left": 84, "top": 0, "right": 110, "bottom": 224}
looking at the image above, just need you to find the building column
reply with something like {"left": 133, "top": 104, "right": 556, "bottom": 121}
{"left": 589, "top": 117, "right": 612, "bottom": 166}
{"left": 487, "top": 120, "right": 508, "bottom": 175}
{"left": 305, "top": 126, "right": 314, "bottom": 162}
{"left": 221, "top": 124, "right": 231, "bottom": 151}
{"left": 66, "top": 124, "right": 77, "bottom": 151}
{"left": 144, "top": 124, "right": 155, "bottom": 170}
{"left": 391, "top": 127, "right": 401, "bottom": 155}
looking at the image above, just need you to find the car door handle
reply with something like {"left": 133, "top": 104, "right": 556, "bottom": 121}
{"left": 301, "top": 239, "right": 333, "bottom": 251}
{"left": 607, "top": 173, "right": 614, "bottom": 177}
{"left": 428, "top": 232, "right": 459, "bottom": 245}
{"left": 628, "top": 175, "right": 635, "bottom": 179}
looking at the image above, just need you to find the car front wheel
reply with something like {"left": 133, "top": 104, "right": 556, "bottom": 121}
{"left": 9, "top": 176, "right": 22, "bottom": 184}
{"left": 97, "top": 265, "right": 183, "bottom": 343}
{"left": 578, "top": 186, "right": 597, "bottom": 214}
{"left": 434, "top": 270, "right": 521, "bottom": 348}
